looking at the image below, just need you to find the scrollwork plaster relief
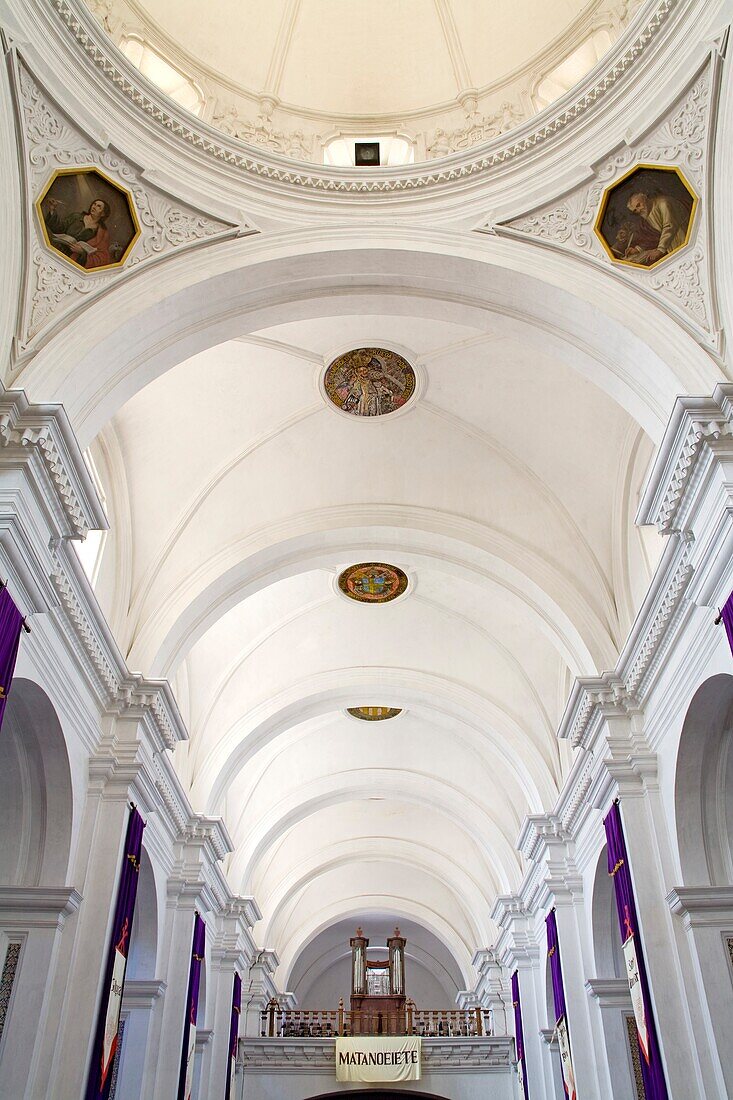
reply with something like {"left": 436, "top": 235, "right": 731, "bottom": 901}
{"left": 11, "top": 57, "right": 247, "bottom": 355}
{"left": 494, "top": 62, "right": 721, "bottom": 348}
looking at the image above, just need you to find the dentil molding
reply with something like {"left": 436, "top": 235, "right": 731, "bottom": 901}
{"left": 47, "top": 0, "right": 681, "bottom": 195}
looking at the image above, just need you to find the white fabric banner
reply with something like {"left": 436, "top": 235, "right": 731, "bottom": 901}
{"left": 101, "top": 946, "right": 126, "bottom": 1085}
{"left": 183, "top": 1023, "right": 196, "bottom": 1099}
{"left": 623, "top": 933, "right": 650, "bottom": 1063}
{"left": 556, "top": 1016, "right": 577, "bottom": 1100}
{"left": 335, "top": 1036, "right": 421, "bottom": 1081}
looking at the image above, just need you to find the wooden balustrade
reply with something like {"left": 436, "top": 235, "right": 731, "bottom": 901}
{"left": 260, "top": 999, "right": 490, "bottom": 1038}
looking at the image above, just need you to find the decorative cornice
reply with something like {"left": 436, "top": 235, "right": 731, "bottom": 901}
{"left": 184, "top": 814, "right": 234, "bottom": 862}
{"left": 637, "top": 384, "right": 733, "bottom": 532}
{"left": 667, "top": 886, "right": 733, "bottom": 928}
{"left": 122, "top": 978, "right": 166, "bottom": 1009}
{"left": 517, "top": 813, "right": 568, "bottom": 863}
{"left": 585, "top": 977, "right": 633, "bottom": 1007}
{"left": 49, "top": 0, "right": 679, "bottom": 195}
{"left": 0, "top": 387, "right": 107, "bottom": 539}
{"left": 559, "top": 531, "right": 694, "bottom": 749}
{"left": 0, "top": 886, "right": 82, "bottom": 928}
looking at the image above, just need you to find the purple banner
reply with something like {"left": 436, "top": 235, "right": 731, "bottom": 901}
{"left": 0, "top": 587, "right": 24, "bottom": 732}
{"left": 605, "top": 801, "right": 669, "bottom": 1100}
{"left": 177, "top": 912, "right": 206, "bottom": 1100}
{"left": 511, "top": 970, "right": 530, "bottom": 1099}
{"left": 546, "top": 909, "right": 577, "bottom": 1100}
{"left": 721, "top": 591, "right": 733, "bottom": 655}
{"left": 545, "top": 909, "right": 566, "bottom": 1024}
{"left": 85, "top": 806, "right": 145, "bottom": 1100}
{"left": 225, "top": 972, "right": 241, "bottom": 1100}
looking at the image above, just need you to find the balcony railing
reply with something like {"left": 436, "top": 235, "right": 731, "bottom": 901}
{"left": 260, "top": 999, "right": 489, "bottom": 1038}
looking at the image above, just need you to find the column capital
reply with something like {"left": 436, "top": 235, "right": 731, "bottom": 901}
{"left": 667, "top": 885, "right": 733, "bottom": 928}
{"left": 0, "top": 886, "right": 82, "bottom": 929}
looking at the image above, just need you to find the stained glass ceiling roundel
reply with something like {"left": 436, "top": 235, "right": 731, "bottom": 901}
{"left": 338, "top": 563, "right": 409, "bottom": 604}
{"left": 324, "top": 348, "right": 415, "bottom": 418}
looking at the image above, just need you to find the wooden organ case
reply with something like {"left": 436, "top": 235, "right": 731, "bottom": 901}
{"left": 349, "top": 927, "right": 407, "bottom": 1034}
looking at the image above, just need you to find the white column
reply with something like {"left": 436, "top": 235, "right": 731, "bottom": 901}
{"left": 116, "top": 980, "right": 166, "bottom": 1100}
{"left": 0, "top": 888, "right": 81, "bottom": 1100}
{"left": 199, "top": 899, "right": 260, "bottom": 1099}
{"left": 601, "top": 717, "right": 720, "bottom": 1100}
{"left": 667, "top": 887, "right": 733, "bottom": 1098}
{"left": 493, "top": 895, "right": 552, "bottom": 1100}
{"left": 38, "top": 727, "right": 143, "bottom": 1100}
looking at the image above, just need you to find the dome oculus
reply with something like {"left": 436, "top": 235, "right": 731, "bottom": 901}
{"left": 324, "top": 347, "right": 415, "bottom": 418}
{"left": 338, "top": 563, "right": 409, "bottom": 604}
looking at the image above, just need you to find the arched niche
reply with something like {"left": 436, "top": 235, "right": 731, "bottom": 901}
{"left": 308, "top": 1092, "right": 453, "bottom": 1099}
{"left": 0, "top": 678, "right": 73, "bottom": 886}
{"left": 675, "top": 673, "right": 733, "bottom": 887}
{"left": 126, "top": 847, "right": 159, "bottom": 980}
{"left": 591, "top": 845, "right": 624, "bottom": 979}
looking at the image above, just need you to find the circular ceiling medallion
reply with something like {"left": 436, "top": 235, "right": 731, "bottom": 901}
{"left": 324, "top": 348, "right": 416, "bottom": 418}
{"left": 347, "top": 707, "right": 402, "bottom": 721}
{"left": 338, "top": 562, "right": 409, "bottom": 604}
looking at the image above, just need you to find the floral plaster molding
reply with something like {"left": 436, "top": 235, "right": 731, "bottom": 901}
{"left": 48, "top": 0, "right": 680, "bottom": 194}
{"left": 490, "top": 54, "right": 722, "bottom": 349}
{"left": 7, "top": 50, "right": 249, "bottom": 358}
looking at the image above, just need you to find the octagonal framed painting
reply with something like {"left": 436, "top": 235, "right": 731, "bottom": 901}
{"left": 594, "top": 163, "right": 698, "bottom": 270}
{"left": 35, "top": 166, "right": 141, "bottom": 273}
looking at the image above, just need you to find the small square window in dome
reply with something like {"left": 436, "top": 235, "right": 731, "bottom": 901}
{"left": 355, "top": 142, "right": 380, "bottom": 166}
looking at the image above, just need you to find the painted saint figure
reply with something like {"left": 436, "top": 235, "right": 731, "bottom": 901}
{"left": 325, "top": 347, "right": 415, "bottom": 418}
{"left": 621, "top": 186, "right": 691, "bottom": 265}
{"left": 340, "top": 357, "right": 400, "bottom": 417}
{"left": 43, "top": 195, "right": 112, "bottom": 268}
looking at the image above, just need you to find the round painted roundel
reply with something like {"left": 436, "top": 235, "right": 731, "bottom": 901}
{"left": 324, "top": 347, "right": 416, "bottom": 417}
{"left": 338, "top": 563, "right": 409, "bottom": 604}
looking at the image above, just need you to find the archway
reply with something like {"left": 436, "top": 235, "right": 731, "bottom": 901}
{"left": 589, "top": 845, "right": 638, "bottom": 1100}
{"left": 675, "top": 673, "right": 733, "bottom": 887}
{"left": 0, "top": 679, "right": 75, "bottom": 1099}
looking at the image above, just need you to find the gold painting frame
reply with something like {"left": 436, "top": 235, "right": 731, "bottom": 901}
{"left": 594, "top": 163, "right": 698, "bottom": 270}
{"left": 35, "top": 166, "right": 141, "bottom": 274}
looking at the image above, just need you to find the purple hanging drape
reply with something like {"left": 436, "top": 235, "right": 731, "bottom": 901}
{"left": 546, "top": 909, "right": 566, "bottom": 1023}
{"left": 225, "top": 972, "right": 241, "bottom": 1100}
{"left": 85, "top": 806, "right": 145, "bottom": 1100}
{"left": 605, "top": 801, "right": 669, "bottom": 1100}
{"left": 511, "top": 970, "right": 530, "bottom": 1100}
{"left": 720, "top": 591, "right": 733, "bottom": 655}
{"left": 546, "top": 909, "right": 576, "bottom": 1100}
{"left": 0, "top": 587, "right": 24, "bottom": 732}
{"left": 178, "top": 912, "right": 206, "bottom": 1100}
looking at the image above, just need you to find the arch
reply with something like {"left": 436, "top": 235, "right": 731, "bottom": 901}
{"left": 675, "top": 673, "right": 733, "bottom": 887}
{"left": 278, "top": 901, "right": 475, "bottom": 990}
{"left": 0, "top": 678, "right": 73, "bottom": 886}
{"left": 308, "top": 1092, "right": 453, "bottom": 1099}
{"left": 126, "top": 847, "right": 159, "bottom": 980}
{"left": 130, "top": 513, "right": 617, "bottom": 680}
{"left": 16, "top": 234, "right": 721, "bottom": 449}
{"left": 590, "top": 844, "right": 624, "bottom": 979}
{"left": 230, "top": 771, "right": 521, "bottom": 896}
{"left": 197, "top": 669, "right": 560, "bottom": 817}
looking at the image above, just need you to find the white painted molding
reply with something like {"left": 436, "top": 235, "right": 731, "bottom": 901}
{"left": 44, "top": 0, "right": 686, "bottom": 197}
{"left": 0, "top": 886, "right": 82, "bottom": 928}
{"left": 637, "top": 383, "right": 733, "bottom": 532}
{"left": 0, "top": 385, "right": 107, "bottom": 538}
{"left": 238, "top": 1036, "right": 515, "bottom": 1071}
